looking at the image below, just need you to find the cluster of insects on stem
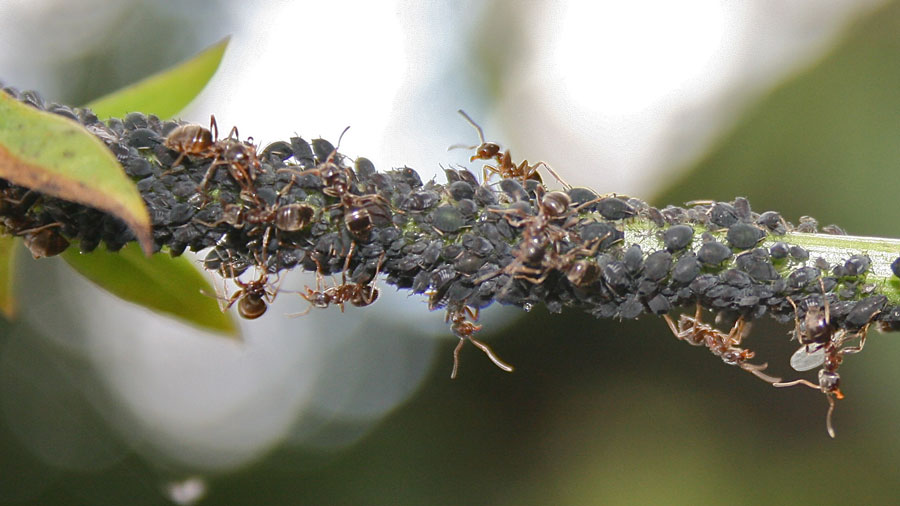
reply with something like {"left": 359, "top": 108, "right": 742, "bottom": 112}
{"left": 166, "top": 116, "right": 334, "bottom": 319}
{"left": 663, "top": 277, "right": 879, "bottom": 438}
{"left": 442, "top": 112, "right": 607, "bottom": 377}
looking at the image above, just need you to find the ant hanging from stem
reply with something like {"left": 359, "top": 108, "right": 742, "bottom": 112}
{"left": 450, "top": 110, "right": 571, "bottom": 190}
{"left": 664, "top": 303, "right": 781, "bottom": 384}
{"left": 446, "top": 304, "right": 514, "bottom": 379}
{"left": 774, "top": 280, "right": 877, "bottom": 437}
{"left": 291, "top": 244, "right": 383, "bottom": 316}
{"left": 207, "top": 254, "right": 281, "bottom": 320}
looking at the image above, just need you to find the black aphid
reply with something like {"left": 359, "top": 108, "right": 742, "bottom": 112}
{"left": 663, "top": 225, "right": 693, "bottom": 252}
{"left": 726, "top": 223, "right": 764, "bottom": 250}
{"left": 698, "top": 241, "right": 732, "bottom": 266}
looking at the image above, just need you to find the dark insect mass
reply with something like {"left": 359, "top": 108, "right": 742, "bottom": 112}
{"left": 2, "top": 85, "right": 899, "bottom": 419}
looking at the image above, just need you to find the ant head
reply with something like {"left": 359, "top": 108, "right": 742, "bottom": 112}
{"left": 471, "top": 143, "right": 501, "bottom": 162}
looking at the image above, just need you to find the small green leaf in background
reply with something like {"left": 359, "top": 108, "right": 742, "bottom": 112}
{"left": 85, "top": 36, "right": 230, "bottom": 120}
{"left": 62, "top": 243, "right": 238, "bottom": 336}
{"left": 62, "top": 36, "right": 235, "bottom": 334}
{"left": 0, "top": 236, "right": 17, "bottom": 318}
{"left": 0, "top": 91, "right": 153, "bottom": 255}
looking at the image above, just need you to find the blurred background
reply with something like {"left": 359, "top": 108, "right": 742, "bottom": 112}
{"left": 1, "top": 0, "right": 900, "bottom": 504}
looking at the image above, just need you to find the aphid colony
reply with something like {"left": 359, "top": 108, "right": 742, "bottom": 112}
{"left": 3, "top": 83, "right": 900, "bottom": 437}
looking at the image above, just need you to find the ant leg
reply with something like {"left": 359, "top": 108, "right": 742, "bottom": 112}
{"left": 17, "top": 222, "right": 62, "bottom": 236}
{"left": 532, "top": 161, "right": 572, "bottom": 190}
{"left": 786, "top": 297, "right": 801, "bottom": 339}
{"left": 198, "top": 158, "right": 224, "bottom": 194}
{"left": 466, "top": 335, "right": 515, "bottom": 373}
{"left": 168, "top": 152, "right": 187, "bottom": 171}
{"left": 773, "top": 378, "right": 820, "bottom": 390}
{"left": 341, "top": 242, "right": 357, "bottom": 285}
{"left": 726, "top": 316, "right": 746, "bottom": 347}
{"left": 209, "top": 115, "right": 219, "bottom": 141}
{"left": 663, "top": 315, "right": 682, "bottom": 339}
{"left": 741, "top": 362, "right": 781, "bottom": 384}
{"left": 819, "top": 278, "right": 830, "bottom": 325}
{"left": 825, "top": 395, "right": 837, "bottom": 438}
{"left": 450, "top": 339, "right": 465, "bottom": 379}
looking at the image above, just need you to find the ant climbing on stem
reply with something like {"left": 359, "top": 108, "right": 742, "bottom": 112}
{"left": 164, "top": 115, "right": 262, "bottom": 195}
{"left": 450, "top": 110, "right": 571, "bottom": 189}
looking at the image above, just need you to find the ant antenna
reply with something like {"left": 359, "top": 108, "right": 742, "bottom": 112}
{"left": 325, "top": 126, "right": 352, "bottom": 164}
{"left": 448, "top": 109, "right": 485, "bottom": 151}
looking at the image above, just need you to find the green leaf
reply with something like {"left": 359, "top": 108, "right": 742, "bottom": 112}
{"left": 85, "top": 36, "right": 230, "bottom": 120}
{"left": 71, "top": 37, "right": 232, "bottom": 333}
{"left": 0, "top": 236, "right": 17, "bottom": 318}
{"left": 0, "top": 91, "right": 153, "bottom": 255}
{"left": 62, "top": 243, "right": 239, "bottom": 336}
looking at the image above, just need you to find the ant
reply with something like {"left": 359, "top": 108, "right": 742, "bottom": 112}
{"left": 475, "top": 187, "right": 601, "bottom": 285}
{"left": 446, "top": 304, "right": 514, "bottom": 379}
{"left": 277, "top": 128, "right": 391, "bottom": 241}
{"left": 451, "top": 109, "right": 570, "bottom": 189}
{"left": 774, "top": 281, "right": 877, "bottom": 437}
{"left": 164, "top": 115, "right": 262, "bottom": 195}
{"left": 18, "top": 222, "right": 68, "bottom": 258}
{"left": 664, "top": 303, "right": 781, "bottom": 384}
{"left": 292, "top": 247, "right": 383, "bottom": 316}
{"left": 195, "top": 201, "right": 316, "bottom": 233}
{"left": 211, "top": 264, "right": 280, "bottom": 320}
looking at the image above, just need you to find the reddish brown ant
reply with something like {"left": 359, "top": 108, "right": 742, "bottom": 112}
{"left": 774, "top": 284, "right": 876, "bottom": 437}
{"left": 292, "top": 247, "right": 383, "bottom": 316}
{"left": 17, "top": 223, "right": 68, "bottom": 258}
{"left": 664, "top": 303, "right": 781, "bottom": 384}
{"left": 209, "top": 266, "right": 280, "bottom": 320}
{"left": 446, "top": 304, "right": 514, "bottom": 379}
{"left": 195, "top": 202, "right": 316, "bottom": 233}
{"left": 164, "top": 115, "right": 262, "bottom": 195}
{"left": 451, "top": 109, "right": 570, "bottom": 189}
{"left": 164, "top": 119, "right": 214, "bottom": 167}
{"left": 475, "top": 187, "right": 601, "bottom": 285}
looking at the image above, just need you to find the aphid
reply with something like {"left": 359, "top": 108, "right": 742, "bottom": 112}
{"left": 446, "top": 304, "right": 514, "bottom": 379}
{"left": 451, "top": 110, "right": 570, "bottom": 189}
{"left": 663, "top": 303, "right": 781, "bottom": 383}
{"left": 663, "top": 224, "right": 694, "bottom": 251}
{"left": 775, "top": 281, "right": 877, "bottom": 437}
